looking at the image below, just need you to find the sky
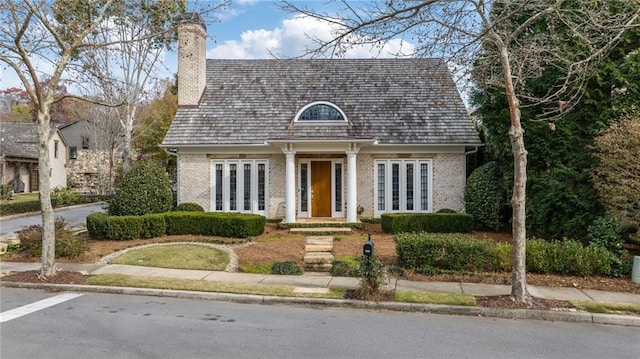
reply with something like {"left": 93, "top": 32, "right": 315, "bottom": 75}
{"left": 0, "top": 0, "right": 417, "bottom": 92}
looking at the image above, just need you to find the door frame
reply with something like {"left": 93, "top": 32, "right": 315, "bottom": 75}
{"left": 297, "top": 158, "right": 344, "bottom": 218}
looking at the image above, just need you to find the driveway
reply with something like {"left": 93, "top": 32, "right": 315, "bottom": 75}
{"left": 0, "top": 202, "right": 106, "bottom": 238}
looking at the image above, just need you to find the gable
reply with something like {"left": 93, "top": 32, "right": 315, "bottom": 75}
{"left": 162, "top": 58, "right": 481, "bottom": 147}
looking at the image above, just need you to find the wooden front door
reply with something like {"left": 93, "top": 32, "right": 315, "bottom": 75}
{"left": 311, "top": 161, "right": 331, "bottom": 217}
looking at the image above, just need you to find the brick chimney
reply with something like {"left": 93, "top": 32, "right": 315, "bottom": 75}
{"left": 176, "top": 13, "right": 206, "bottom": 107}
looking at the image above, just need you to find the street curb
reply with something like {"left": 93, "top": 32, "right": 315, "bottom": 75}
{"left": 3, "top": 281, "right": 639, "bottom": 327}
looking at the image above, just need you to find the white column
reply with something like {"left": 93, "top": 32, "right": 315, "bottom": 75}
{"left": 284, "top": 150, "right": 296, "bottom": 223}
{"left": 346, "top": 149, "right": 358, "bottom": 222}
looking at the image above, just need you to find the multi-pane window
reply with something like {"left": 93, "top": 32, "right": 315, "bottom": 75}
{"left": 334, "top": 163, "right": 342, "bottom": 213}
{"left": 374, "top": 159, "right": 431, "bottom": 216}
{"left": 215, "top": 164, "right": 223, "bottom": 210}
{"left": 69, "top": 147, "right": 78, "bottom": 160}
{"left": 300, "top": 163, "right": 308, "bottom": 212}
{"left": 211, "top": 160, "right": 268, "bottom": 215}
{"left": 298, "top": 104, "right": 345, "bottom": 121}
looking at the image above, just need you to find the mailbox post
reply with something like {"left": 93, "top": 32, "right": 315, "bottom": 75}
{"left": 363, "top": 233, "right": 374, "bottom": 257}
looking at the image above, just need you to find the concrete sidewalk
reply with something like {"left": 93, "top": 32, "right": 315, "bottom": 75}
{"left": 2, "top": 261, "right": 639, "bottom": 305}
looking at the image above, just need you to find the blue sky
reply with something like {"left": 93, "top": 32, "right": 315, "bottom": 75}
{"left": 0, "top": 1, "right": 415, "bottom": 91}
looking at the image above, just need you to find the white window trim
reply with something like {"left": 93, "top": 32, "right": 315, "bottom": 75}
{"left": 210, "top": 159, "right": 268, "bottom": 216}
{"left": 293, "top": 101, "right": 349, "bottom": 123}
{"left": 374, "top": 159, "right": 432, "bottom": 217}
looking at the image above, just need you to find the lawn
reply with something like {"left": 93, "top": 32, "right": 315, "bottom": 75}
{"left": 109, "top": 244, "right": 230, "bottom": 271}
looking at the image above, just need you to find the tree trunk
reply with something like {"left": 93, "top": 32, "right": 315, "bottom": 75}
{"left": 121, "top": 104, "right": 136, "bottom": 175}
{"left": 37, "top": 108, "right": 56, "bottom": 277}
{"left": 498, "top": 45, "right": 530, "bottom": 304}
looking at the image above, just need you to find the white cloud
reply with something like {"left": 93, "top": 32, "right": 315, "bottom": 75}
{"left": 207, "top": 15, "right": 415, "bottom": 59}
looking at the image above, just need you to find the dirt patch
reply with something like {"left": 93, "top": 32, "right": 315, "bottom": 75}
{"left": 2, "top": 270, "right": 88, "bottom": 285}
{"left": 476, "top": 295, "right": 576, "bottom": 311}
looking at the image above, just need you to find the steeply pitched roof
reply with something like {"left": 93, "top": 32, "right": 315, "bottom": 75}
{"left": 0, "top": 122, "right": 58, "bottom": 159}
{"left": 163, "top": 58, "right": 481, "bottom": 146}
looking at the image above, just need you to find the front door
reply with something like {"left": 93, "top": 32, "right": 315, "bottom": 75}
{"left": 311, "top": 161, "right": 331, "bottom": 217}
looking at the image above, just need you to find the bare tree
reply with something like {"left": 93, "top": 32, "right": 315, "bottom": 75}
{"left": 79, "top": 2, "right": 227, "bottom": 175}
{"left": 0, "top": 0, "right": 209, "bottom": 277}
{"left": 0, "top": 0, "right": 123, "bottom": 277}
{"left": 282, "top": 0, "right": 640, "bottom": 303}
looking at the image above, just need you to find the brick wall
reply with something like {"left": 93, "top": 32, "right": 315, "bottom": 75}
{"left": 178, "top": 154, "right": 210, "bottom": 209}
{"left": 433, "top": 153, "right": 466, "bottom": 212}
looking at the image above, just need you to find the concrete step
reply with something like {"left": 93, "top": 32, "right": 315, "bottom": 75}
{"left": 305, "top": 236, "right": 334, "bottom": 245}
{"left": 303, "top": 252, "right": 335, "bottom": 264}
{"left": 304, "top": 263, "right": 333, "bottom": 272}
{"left": 290, "top": 227, "right": 352, "bottom": 233}
{"left": 305, "top": 244, "right": 333, "bottom": 252}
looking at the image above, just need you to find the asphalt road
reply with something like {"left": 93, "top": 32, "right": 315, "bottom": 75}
{"left": 1, "top": 288, "right": 638, "bottom": 359}
{"left": 0, "top": 202, "right": 105, "bottom": 237}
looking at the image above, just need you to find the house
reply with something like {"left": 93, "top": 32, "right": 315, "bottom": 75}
{"left": 161, "top": 14, "right": 482, "bottom": 223}
{"left": 58, "top": 118, "right": 123, "bottom": 194}
{"left": 0, "top": 122, "right": 67, "bottom": 193}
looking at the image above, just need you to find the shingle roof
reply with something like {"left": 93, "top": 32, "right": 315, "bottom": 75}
{"left": 0, "top": 122, "right": 61, "bottom": 159}
{"left": 162, "top": 58, "right": 481, "bottom": 146}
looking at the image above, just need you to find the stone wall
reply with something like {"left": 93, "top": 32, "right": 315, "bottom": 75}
{"left": 67, "top": 150, "right": 117, "bottom": 194}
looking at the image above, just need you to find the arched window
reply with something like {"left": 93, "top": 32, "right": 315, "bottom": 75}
{"left": 295, "top": 102, "right": 347, "bottom": 122}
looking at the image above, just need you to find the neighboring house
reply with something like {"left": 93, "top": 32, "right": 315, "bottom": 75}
{"left": 0, "top": 122, "right": 67, "bottom": 193}
{"left": 161, "top": 15, "right": 482, "bottom": 223}
{"left": 58, "top": 118, "right": 122, "bottom": 194}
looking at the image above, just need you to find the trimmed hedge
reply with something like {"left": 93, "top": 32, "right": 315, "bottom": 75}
{"left": 165, "top": 212, "right": 265, "bottom": 238}
{"left": 394, "top": 233, "right": 624, "bottom": 277}
{"left": 395, "top": 233, "right": 497, "bottom": 273}
{"left": 381, "top": 213, "right": 474, "bottom": 234}
{"left": 87, "top": 211, "right": 265, "bottom": 240}
{"left": 173, "top": 202, "right": 205, "bottom": 212}
{"left": 0, "top": 195, "right": 110, "bottom": 216}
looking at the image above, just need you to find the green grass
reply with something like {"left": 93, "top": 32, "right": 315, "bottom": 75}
{"left": 395, "top": 290, "right": 476, "bottom": 306}
{"left": 109, "top": 245, "right": 229, "bottom": 271}
{"left": 87, "top": 274, "right": 346, "bottom": 299}
{"left": 570, "top": 301, "right": 640, "bottom": 315}
{"left": 239, "top": 263, "right": 273, "bottom": 274}
{"left": 0, "top": 192, "right": 38, "bottom": 204}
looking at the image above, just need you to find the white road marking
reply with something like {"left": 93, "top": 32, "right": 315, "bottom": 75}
{"left": 0, "top": 293, "right": 84, "bottom": 323}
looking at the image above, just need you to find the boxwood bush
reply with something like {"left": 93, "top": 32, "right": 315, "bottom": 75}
{"left": 173, "top": 202, "right": 205, "bottom": 212}
{"left": 88, "top": 211, "right": 265, "bottom": 240}
{"left": 395, "top": 233, "right": 497, "bottom": 273}
{"left": 394, "top": 232, "right": 621, "bottom": 277}
{"left": 108, "top": 159, "right": 173, "bottom": 216}
{"left": 381, "top": 213, "right": 474, "bottom": 234}
{"left": 165, "top": 212, "right": 265, "bottom": 238}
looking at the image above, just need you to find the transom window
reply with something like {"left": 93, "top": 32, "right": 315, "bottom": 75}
{"left": 374, "top": 159, "right": 432, "bottom": 216}
{"left": 295, "top": 102, "right": 347, "bottom": 122}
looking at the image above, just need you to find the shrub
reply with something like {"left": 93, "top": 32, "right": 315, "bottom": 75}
{"left": 174, "top": 202, "right": 205, "bottom": 212}
{"left": 165, "top": 212, "right": 265, "bottom": 238}
{"left": 525, "top": 239, "right": 616, "bottom": 277}
{"left": 52, "top": 187, "right": 80, "bottom": 206}
{"left": 0, "top": 184, "right": 13, "bottom": 200}
{"left": 108, "top": 159, "right": 173, "bottom": 216}
{"left": 141, "top": 213, "right": 167, "bottom": 238}
{"left": 394, "top": 233, "right": 497, "bottom": 272}
{"left": 586, "top": 213, "right": 628, "bottom": 277}
{"left": 271, "top": 261, "right": 303, "bottom": 275}
{"left": 331, "top": 256, "right": 359, "bottom": 277}
{"left": 357, "top": 253, "right": 384, "bottom": 298}
{"left": 464, "top": 161, "right": 503, "bottom": 230}
{"left": 436, "top": 208, "right": 457, "bottom": 213}
{"left": 17, "top": 218, "right": 88, "bottom": 258}
{"left": 381, "top": 213, "right": 474, "bottom": 234}
{"left": 0, "top": 200, "right": 41, "bottom": 216}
